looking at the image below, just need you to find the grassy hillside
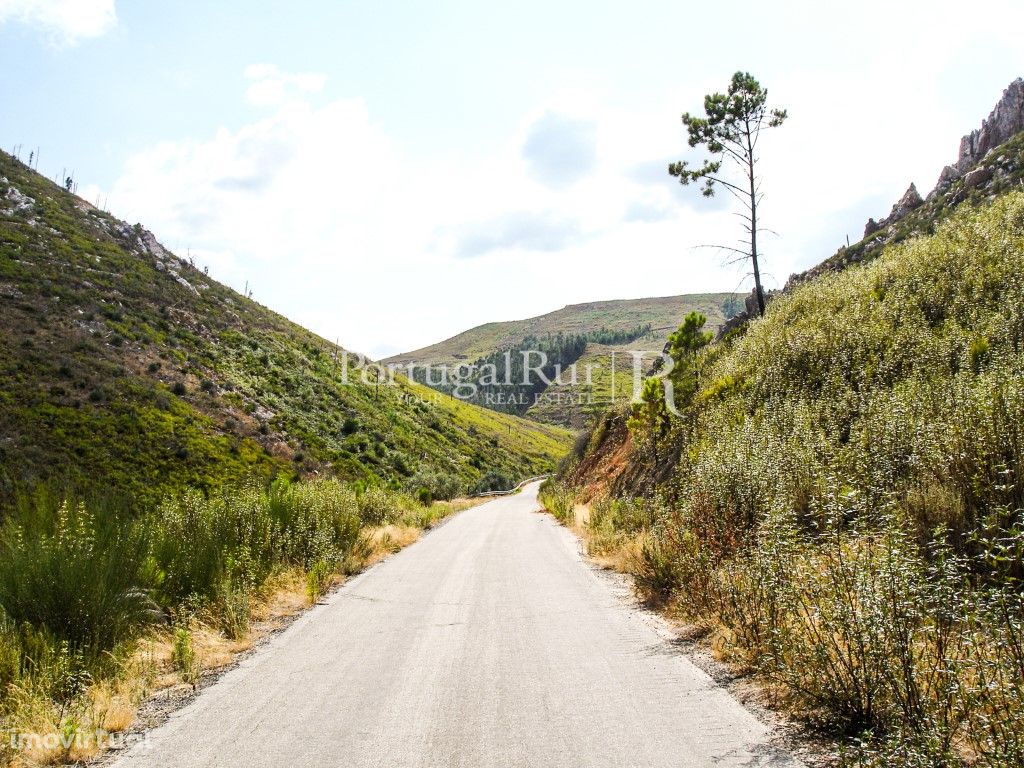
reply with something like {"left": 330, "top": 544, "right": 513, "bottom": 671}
{"left": 386, "top": 293, "right": 738, "bottom": 366}
{"left": 556, "top": 189, "right": 1024, "bottom": 764}
{"left": 0, "top": 150, "right": 570, "bottom": 508}
{"left": 387, "top": 293, "right": 739, "bottom": 428}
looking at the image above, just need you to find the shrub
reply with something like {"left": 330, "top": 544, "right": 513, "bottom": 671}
{"left": 0, "top": 497, "right": 156, "bottom": 656}
{"left": 0, "top": 611, "right": 20, "bottom": 691}
{"left": 538, "top": 480, "right": 574, "bottom": 524}
{"left": 357, "top": 486, "right": 395, "bottom": 526}
{"left": 564, "top": 192, "right": 1024, "bottom": 762}
{"left": 305, "top": 561, "right": 331, "bottom": 603}
{"left": 217, "top": 575, "right": 251, "bottom": 640}
{"left": 404, "top": 470, "right": 463, "bottom": 501}
{"left": 472, "top": 470, "right": 514, "bottom": 495}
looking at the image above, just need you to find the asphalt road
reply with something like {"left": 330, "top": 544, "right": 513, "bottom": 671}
{"left": 112, "top": 482, "right": 800, "bottom": 768}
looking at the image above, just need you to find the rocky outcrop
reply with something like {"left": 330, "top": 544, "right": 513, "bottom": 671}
{"left": 715, "top": 287, "right": 776, "bottom": 340}
{"left": 963, "top": 166, "right": 994, "bottom": 189}
{"left": 2, "top": 183, "right": 35, "bottom": 214}
{"left": 858, "top": 184, "right": 922, "bottom": 240}
{"left": 956, "top": 78, "right": 1024, "bottom": 173}
{"left": 854, "top": 78, "right": 1024, "bottom": 241}
{"left": 732, "top": 77, "right": 1024, "bottom": 334}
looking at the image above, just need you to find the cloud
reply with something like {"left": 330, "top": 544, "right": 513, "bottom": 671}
{"left": 626, "top": 156, "right": 730, "bottom": 212}
{"left": 0, "top": 0, "right": 115, "bottom": 44}
{"left": 244, "top": 63, "right": 326, "bottom": 107}
{"left": 96, "top": 71, "right": 747, "bottom": 356}
{"left": 455, "top": 211, "right": 582, "bottom": 259}
{"left": 623, "top": 199, "right": 673, "bottom": 224}
{"left": 521, "top": 112, "right": 597, "bottom": 187}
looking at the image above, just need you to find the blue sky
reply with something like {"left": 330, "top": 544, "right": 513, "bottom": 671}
{"left": 2, "top": 0, "right": 1022, "bottom": 357}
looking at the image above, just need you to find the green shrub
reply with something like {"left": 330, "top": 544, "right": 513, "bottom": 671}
{"left": 404, "top": 470, "right": 463, "bottom": 501}
{"left": 305, "top": 560, "right": 331, "bottom": 603}
{"left": 0, "top": 496, "right": 156, "bottom": 655}
{"left": 571, "top": 191, "right": 1024, "bottom": 762}
{"left": 0, "top": 611, "right": 20, "bottom": 692}
{"left": 217, "top": 575, "right": 251, "bottom": 640}
{"left": 357, "top": 486, "right": 395, "bottom": 525}
{"left": 473, "top": 470, "right": 514, "bottom": 495}
{"left": 539, "top": 480, "right": 574, "bottom": 523}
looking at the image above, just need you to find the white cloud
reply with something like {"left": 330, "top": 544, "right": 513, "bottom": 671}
{"left": 95, "top": 9, "right": 1024, "bottom": 359}
{"left": 98, "top": 68, "right": 780, "bottom": 357}
{"left": 0, "top": 0, "right": 115, "bottom": 44}
{"left": 243, "top": 63, "right": 327, "bottom": 107}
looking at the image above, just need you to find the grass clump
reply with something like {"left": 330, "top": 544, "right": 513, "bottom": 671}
{"left": 170, "top": 627, "right": 199, "bottom": 685}
{"left": 539, "top": 479, "right": 575, "bottom": 524}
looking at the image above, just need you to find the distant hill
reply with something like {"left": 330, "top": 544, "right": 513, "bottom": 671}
{"left": 386, "top": 294, "right": 740, "bottom": 428}
{"left": 0, "top": 151, "right": 571, "bottom": 508}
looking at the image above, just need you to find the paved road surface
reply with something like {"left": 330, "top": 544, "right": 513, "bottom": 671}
{"left": 112, "top": 482, "right": 800, "bottom": 768}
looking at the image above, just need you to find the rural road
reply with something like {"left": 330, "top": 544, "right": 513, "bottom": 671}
{"left": 112, "top": 482, "right": 800, "bottom": 768}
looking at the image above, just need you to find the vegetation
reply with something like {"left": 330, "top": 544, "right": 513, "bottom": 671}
{"left": 387, "top": 294, "right": 739, "bottom": 428}
{"left": 797, "top": 131, "right": 1024, "bottom": 287}
{"left": 410, "top": 328, "right": 651, "bottom": 416}
{"left": 0, "top": 476, "right": 471, "bottom": 765}
{"left": 0, "top": 150, "right": 570, "bottom": 510}
{"left": 557, "top": 190, "right": 1024, "bottom": 765}
{"left": 669, "top": 71, "right": 787, "bottom": 317}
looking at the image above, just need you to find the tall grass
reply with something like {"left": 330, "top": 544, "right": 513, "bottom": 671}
{"left": 0, "top": 497, "right": 155, "bottom": 657}
{"left": 0, "top": 475, "right": 438, "bottom": 763}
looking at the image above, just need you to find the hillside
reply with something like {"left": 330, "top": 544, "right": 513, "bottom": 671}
{"left": 0, "top": 151, "right": 571, "bottom": 509}
{"left": 386, "top": 293, "right": 740, "bottom": 428}
{"left": 552, "top": 84, "right": 1024, "bottom": 765}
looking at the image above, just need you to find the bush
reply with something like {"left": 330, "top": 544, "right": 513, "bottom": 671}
{"left": 171, "top": 626, "right": 199, "bottom": 685}
{"left": 357, "top": 486, "right": 395, "bottom": 526}
{"left": 567, "top": 192, "right": 1024, "bottom": 762}
{"left": 538, "top": 480, "right": 574, "bottom": 524}
{"left": 404, "top": 470, "right": 463, "bottom": 501}
{"left": 473, "top": 470, "right": 514, "bottom": 495}
{"left": 0, "top": 496, "right": 156, "bottom": 656}
{"left": 305, "top": 561, "right": 331, "bottom": 603}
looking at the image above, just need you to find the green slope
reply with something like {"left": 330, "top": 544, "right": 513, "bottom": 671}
{"left": 0, "top": 151, "right": 571, "bottom": 509}
{"left": 386, "top": 293, "right": 738, "bottom": 366}
{"left": 387, "top": 293, "right": 740, "bottom": 428}
{"left": 562, "top": 187, "right": 1024, "bottom": 766}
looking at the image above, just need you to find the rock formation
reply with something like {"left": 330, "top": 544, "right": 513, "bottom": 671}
{"left": 863, "top": 77, "right": 1024, "bottom": 235}
{"left": 956, "top": 78, "right": 1024, "bottom": 173}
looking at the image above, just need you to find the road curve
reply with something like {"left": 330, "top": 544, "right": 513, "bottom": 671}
{"left": 112, "top": 482, "right": 800, "bottom": 768}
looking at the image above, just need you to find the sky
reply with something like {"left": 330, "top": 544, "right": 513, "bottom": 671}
{"left": 1, "top": 0, "right": 1022, "bottom": 358}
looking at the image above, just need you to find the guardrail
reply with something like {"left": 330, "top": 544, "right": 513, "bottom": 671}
{"left": 473, "top": 474, "right": 551, "bottom": 498}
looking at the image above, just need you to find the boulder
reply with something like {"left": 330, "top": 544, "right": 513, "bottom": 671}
{"left": 963, "top": 166, "right": 994, "bottom": 189}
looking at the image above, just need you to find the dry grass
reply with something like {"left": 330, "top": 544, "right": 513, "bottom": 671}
{"left": 550, "top": 500, "right": 645, "bottom": 576}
